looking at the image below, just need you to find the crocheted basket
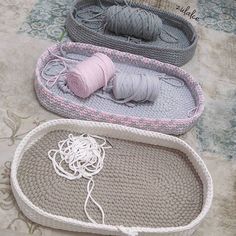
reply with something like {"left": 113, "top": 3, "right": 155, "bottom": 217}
{"left": 35, "top": 42, "right": 204, "bottom": 135}
{"left": 11, "top": 119, "right": 213, "bottom": 236}
{"left": 66, "top": 0, "right": 198, "bottom": 66}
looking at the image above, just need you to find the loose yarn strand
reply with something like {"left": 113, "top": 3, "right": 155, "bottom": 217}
{"left": 84, "top": 178, "right": 105, "bottom": 224}
{"left": 187, "top": 106, "right": 198, "bottom": 117}
{"left": 98, "top": 0, "right": 106, "bottom": 10}
{"left": 41, "top": 59, "right": 67, "bottom": 88}
{"left": 161, "top": 76, "right": 184, "bottom": 87}
{"left": 75, "top": 0, "right": 105, "bottom": 30}
{"left": 48, "top": 133, "right": 111, "bottom": 224}
{"left": 48, "top": 46, "right": 82, "bottom": 63}
{"left": 160, "top": 28, "right": 179, "bottom": 43}
{"left": 41, "top": 44, "right": 85, "bottom": 88}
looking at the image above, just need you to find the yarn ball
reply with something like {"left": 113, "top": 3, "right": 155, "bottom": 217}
{"left": 112, "top": 72, "right": 160, "bottom": 103}
{"left": 67, "top": 53, "right": 115, "bottom": 98}
{"left": 105, "top": 5, "right": 162, "bottom": 41}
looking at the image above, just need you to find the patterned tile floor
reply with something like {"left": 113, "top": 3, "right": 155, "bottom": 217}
{"left": 19, "top": 0, "right": 72, "bottom": 42}
{"left": 198, "top": 0, "right": 235, "bottom": 34}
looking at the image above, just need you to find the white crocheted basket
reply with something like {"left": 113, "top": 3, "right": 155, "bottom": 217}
{"left": 11, "top": 120, "right": 213, "bottom": 236}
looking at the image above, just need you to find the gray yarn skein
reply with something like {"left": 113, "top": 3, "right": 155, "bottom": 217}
{"left": 105, "top": 5, "right": 162, "bottom": 41}
{"left": 112, "top": 73, "right": 160, "bottom": 103}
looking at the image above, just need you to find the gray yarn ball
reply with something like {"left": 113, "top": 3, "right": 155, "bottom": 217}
{"left": 112, "top": 72, "right": 160, "bottom": 103}
{"left": 105, "top": 5, "right": 162, "bottom": 41}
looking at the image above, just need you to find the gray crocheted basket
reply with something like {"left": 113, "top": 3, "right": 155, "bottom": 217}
{"left": 35, "top": 42, "right": 204, "bottom": 135}
{"left": 66, "top": 0, "right": 198, "bottom": 66}
{"left": 11, "top": 119, "right": 213, "bottom": 236}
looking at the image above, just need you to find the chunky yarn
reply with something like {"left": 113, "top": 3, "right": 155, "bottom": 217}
{"left": 97, "top": 71, "right": 185, "bottom": 106}
{"left": 113, "top": 73, "right": 160, "bottom": 103}
{"left": 105, "top": 5, "right": 162, "bottom": 41}
{"left": 98, "top": 72, "right": 160, "bottom": 106}
{"left": 67, "top": 53, "right": 115, "bottom": 98}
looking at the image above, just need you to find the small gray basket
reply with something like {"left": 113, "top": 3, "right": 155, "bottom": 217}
{"left": 66, "top": 0, "right": 198, "bottom": 66}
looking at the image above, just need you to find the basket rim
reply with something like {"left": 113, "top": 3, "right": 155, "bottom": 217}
{"left": 35, "top": 42, "right": 204, "bottom": 128}
{"left": 11, "top": 119, "right": 213, "bottom": 234}
{"left": 67, "top": 0, "right": 198, "bottom": 53}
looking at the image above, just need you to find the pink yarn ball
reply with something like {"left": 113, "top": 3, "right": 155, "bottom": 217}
{"left": 67, "top": 53, "right": 115, "bottom": 98}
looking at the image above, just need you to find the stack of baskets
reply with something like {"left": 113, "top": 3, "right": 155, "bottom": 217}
{"left": 11, "top": 1, "right": 213, "bottom": 236}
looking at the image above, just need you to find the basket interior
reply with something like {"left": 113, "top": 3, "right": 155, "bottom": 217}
{"left": 17, "top": 129, "right": 203, "bottom": 228}
{"left": 39, "top": 46, "right": 197, "bottom": 120}
{"left": 73, "top": 0, "right": 191, "bottom": 50}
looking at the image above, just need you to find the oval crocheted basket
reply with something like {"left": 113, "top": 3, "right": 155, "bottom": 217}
{"left": 66, "top": 0, "right": 198, "bottom": 66}
{"left": 11, "top": 119, "right": 213, "bottom": 236}
{"left": 35, "top": 43, "right": 204, "bottom": 135}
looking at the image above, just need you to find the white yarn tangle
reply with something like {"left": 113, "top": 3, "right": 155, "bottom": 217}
{"left": 48, "top": 133, "right": 111, "bottom": 224}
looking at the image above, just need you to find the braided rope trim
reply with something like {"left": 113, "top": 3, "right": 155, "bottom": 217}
{"left": 35, "top": 42, "right": 204, "bottom": 135}
{"left": 11, "top": 119, "right": 213, "bottom": 236}
{"left": 65, "top": 0, "right": 198, "bottom": 66}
